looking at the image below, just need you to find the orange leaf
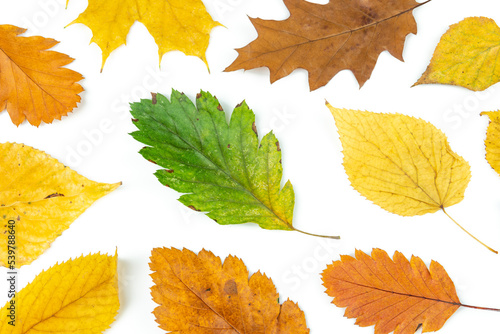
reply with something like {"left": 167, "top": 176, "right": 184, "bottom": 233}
{"left": 225, "top": 0, "right": 430, "bottom": 90}
{"left": 322, "top": 249, "right": 461, "bottom": 334}
{"left": 150, "top": 247, "right": 309, "bottom": 333}
{"left": 0, "top": 25, "right": 83, "bottom": 126}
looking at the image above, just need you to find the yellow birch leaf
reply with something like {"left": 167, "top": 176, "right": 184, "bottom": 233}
{"left": 0, "top": 252, "right": 119, "bottom": 333}
{"left": 328, "top": 105, "right": 498, "bottom": 253}
{"left": 327, "top": 106, "right": 470, "bottom": 216}
{"left": 0, "top": 143, "right": 120, "bottom": 267}
{"left": 66, "top": 0, "right": 221, "bottom": 69}
{"left": 481, "top": 111, "right": 500, "bottom": 175}
{"left": 414, "top": 17, "right": 500, "bottom": 91}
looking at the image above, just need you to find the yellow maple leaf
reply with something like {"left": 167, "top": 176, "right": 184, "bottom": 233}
{"left": 0, "top": 143, "right": 120, "bottom": 267}
{"left": 0, "top": 252, "right": 119, "bottom": 333}
{"left": 327, "top": 105, "right": 497, "bottom": 253}
{"left": 66, "top": 0, "right": 221, "bottom": 69}
{"left": 0, "top": 25, "right": 83, "bottom": 126}
{"left": 414, "top": 17, "right": 500, "bottom": 91}
{"left": 481, "top": 111, "right": 500, "bottom": 176}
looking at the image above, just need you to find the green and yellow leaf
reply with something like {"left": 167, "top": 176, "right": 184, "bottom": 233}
{"left": 130, "top": 90, "right": 336, "bottom": 238}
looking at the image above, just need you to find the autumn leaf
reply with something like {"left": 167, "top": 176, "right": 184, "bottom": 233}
{"left": 225, "top": 0, "right": 430, "bottom": 90}
{"left": 327, "top": 105, "right": 497, "bottom": 253}
{"left": 0, "top": 252, "right": 119, "bottom": 333}
{"left": 481, "top": 111, "right": 500, "bottom": 176}
{"left": 130, "top": 90, "right": 336, "bottom": 239}
{"left": 0, "top": 143, "right": 120, "bottom": 267}
{"left": 66, "top": 0, "right": 221, "bottom": 69}
{"left": 414, "top": 17, "right": 500, "bottom": 91}
{"left": 0, "top": 25, "right": 83, "bottom": 126}
{"left": 322, "top": 249, "right": 500, "bottom": 334}
{"left": 150, "top": 247, "right": 309, "bottom": 333}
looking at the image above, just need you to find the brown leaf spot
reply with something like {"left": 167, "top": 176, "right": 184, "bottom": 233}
{"left": 275, "top": 141, "right": 281, "bottom": 151}
{"left": 165, "top": 169, "right": 174, "bottom": 173}
{"left": 217, "top": 104, "right": 223, "bottom": 111}
{"left": 148, "top": 159, "right": 157, "bottom": 165}
{"left": 227, "top": 144, "right": 231, "bottom": 148}
{"left": 236, "top": 102, "right": 243, "bottom": 108}
{"left": 188, "top": 205, "right": 200, "bottom": 212}
{"left": 196, "top": 93, "right": 202, "bottom": 99}
{"left": 132, "top": 118, "right": 138, "bottom": 122}
{"left": 224, "top": 279, "right": 238, "bottom": 295}
{"left": 151, "top": 93, "right": 157, "bottom": 104}
{"left": 44, "top": 193, "right": 65, "bottom": 199}
{"left": 252, "top": 122, "right": 258, "bottom": 135}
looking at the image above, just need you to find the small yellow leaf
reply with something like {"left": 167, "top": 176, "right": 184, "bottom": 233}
{"left": 66, "top": 0, "right": 221, "bottom": 69}
{"left": 415, "top": 17, "right": 500, "bottom": 91}
{"left": 327, "top": 105, "right": 471, "bottom": 216}
{"left": 0, "top": 252, "right": 119, "bottom": 333}
{"left": 0, "top": 143, "right": 120, "bottom": 267}
{"left": 481, "top": 111, "right": 500, "bottom": 176}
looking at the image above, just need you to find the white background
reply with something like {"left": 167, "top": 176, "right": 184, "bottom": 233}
{"left": 1, "top": 0, "right": 500, "bottom": 333}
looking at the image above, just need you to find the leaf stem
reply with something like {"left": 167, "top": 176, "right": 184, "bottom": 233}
{"left": 292, "top": 228, "right": 340, "bottom": 239}
{"left": 441, "top": 207, "right": 497, "bottom": 254}
{"left": 460, "top": 303, "right": 500, "bottom": 312}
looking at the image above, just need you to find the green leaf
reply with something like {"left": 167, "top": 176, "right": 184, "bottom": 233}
{"left": 130, "top": 90, "right": 337, "bottom": 238}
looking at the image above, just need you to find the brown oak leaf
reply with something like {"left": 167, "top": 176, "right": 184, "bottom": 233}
{"left": 150, "top": 247, "right": 309, "bottom": 333}
{"left": 0, "top": 25, "right": 83, "bottom": 126}
{"left": 225, "top": 0, "right": 430, "bottom": 90}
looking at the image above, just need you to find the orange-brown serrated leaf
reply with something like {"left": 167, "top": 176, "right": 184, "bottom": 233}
{"left": 0, "top": 252, "right": 119, "bottom": 333}
{"left": 150, "top": 247, "right": 309, "bottom": 333}
{"left": 481, "top": 111, "right": 500, "bottom": 176}
{"left": 322, "top": 249, "right": 461, "bottom": 334}
{"left": 225, "top": 0, "right": 430, "bottom": 90}
{"left": 0, "top": 25, "right": 83, "bottom": 126}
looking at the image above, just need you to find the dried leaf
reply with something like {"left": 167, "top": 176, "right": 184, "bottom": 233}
{"left": 150, "top": 247, "right": 309, "bottom": 333}
{"left": 0, "top": 143, "right": 120, "bottom": 267}
{"left": 130, "top": 90, "right": 336, "bottom": 238}
{"left": 327, "top": 106, "right": 470, "bottom": 216}
{"left": 0, "top": 25, "right": 83, "bottom": 126}
{"left": 225, "top": 0, "right": 429, "bottom": 90}
{"left": 66, "top": 0, "right": 221, "bottom": 69}
{"left": 415, "top": 17, "right": 500, "bottom": 91}
{"left": 0, "top": 252, "right": 119, "bottom": 333}
{"left": 327, "top": 106, "right": 497, "bottom": 253}
{"left": 481, "top": 111, "right": 500, "bottom": 175}
{"left": 322, "top": 249, "right": 461, "bottom": 334}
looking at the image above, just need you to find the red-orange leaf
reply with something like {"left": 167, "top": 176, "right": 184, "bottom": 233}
{"left": 322, "top": 249, "right": 461, "bottom": 334}
{"left": 225, "top": 0, "right": 429, "bottom": 90}
{"left": 0, "top": 25, "right": 83, "bottom": 126}
{"left": 150, "top": 247, "right": 309, "bottom": 333}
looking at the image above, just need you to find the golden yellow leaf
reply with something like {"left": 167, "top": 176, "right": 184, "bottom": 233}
{"left": 327, "top": 106, "right": 497, "bottom": 253}
{"left": 481, "top": 111, "right": 500, "bottom": 176}
{"left": 414, "top": 17, "right": 500, "bottom": 91}
{"left": 0, "top": 25, "right": 83, "bottom": 126}
{"left": 66, "top": 0, "right": 221, "bottom": 69}
{"left": 150, "top": 247, "right": 309, "bottom": 333}
{"left": 327, "top": 106, "right": 470, "bottom": 216}
{"left": 0, "top": 252, "right": 119, "bottom": 333}
{"left": 0, "top": 143, "right": 120, "bottom": 267}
